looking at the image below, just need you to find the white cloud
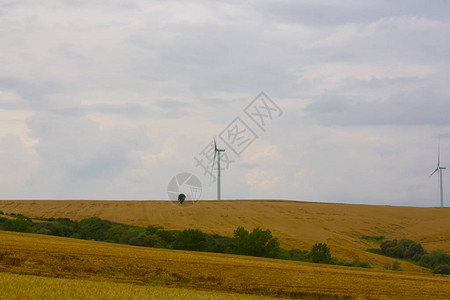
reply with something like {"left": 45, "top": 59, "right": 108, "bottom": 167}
{"left": 0, "top": 89, "right": 21, "bottom": 102}
{"left": 0, "top": 135, "right": 40, "bottom": 196}
{"left": 0, "top": 109, "right": 36, "bottom": 147}
{"left": 245, "top": 168, "right": 285, "bottom": 192}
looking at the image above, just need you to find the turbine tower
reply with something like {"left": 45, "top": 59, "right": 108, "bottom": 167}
{"left": 212, "top": 138, "right": 225, "bottom": 200}
{"left": 431, "top": 140, "right": 446, "bottom": 207}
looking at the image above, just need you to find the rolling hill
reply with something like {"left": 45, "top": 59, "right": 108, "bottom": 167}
{"left": 0, "top": 199, "right": 449, "bottom": 271}
{"left": 1, "top": 230, "right": 449, "bottom": 299}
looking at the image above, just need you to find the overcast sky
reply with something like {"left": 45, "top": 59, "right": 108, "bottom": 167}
{"left": 1, "top": 0, "right": 450, "bottom": 206}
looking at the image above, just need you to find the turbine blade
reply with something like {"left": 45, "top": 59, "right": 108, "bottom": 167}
{"left": 438, "top": 139, "right": 441, "bottom": 167}
{"left": 211, "top": 139, "right": 216, "bottom": 177}
{"left": 431, "top": 167, "right": 439, "bottom": 176}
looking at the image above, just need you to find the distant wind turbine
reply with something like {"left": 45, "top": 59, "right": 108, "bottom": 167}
{"left": 211, "top": 138, "right": 225, "bottom": 200}
{"left": 431, "top": 140, "right": 446, "bottom": 207}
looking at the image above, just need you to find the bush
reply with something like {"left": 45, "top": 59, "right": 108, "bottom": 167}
{"left": 230, "top": 227, "right": 280, "bottom": 258}
{"left": 0, "top": 210, "right": 3, "bottom": 215}
{"left": 348, "top": 259, "right": 371, "bottom": 268}
{"left": 357, "top": 260, "right": 371, "bottom": 268}
{"left": 104, "top": 225, "right": 128, "bottom": 243}
{"left": 380, "top": 240, "right": 397, "bottom": 254}
{"left": 378, "top": 237, "right": 450, "bottom": 274}
{"left": 70, "top": 232, "right": 82, "bottom": 239}
{"left": 386, "top": 246, "right": 403, "bottom": 258}
{"left": 46, "top": 222, "right": 76, "bottom": 237}
{"left": 0, "top": 216, "right": 34, "bottom": 233}
{"left": 156, "top": 230, "right": 177, "bottom": 245}
{"left": 36, "top": 227, "right": 50, "bottom": 235}
{"left": 419, "top": 250, "right": 450, "bottom": 269}
{"left": 78, "top": 217, "right": 112, "bottom": 240}
{"left": 406, "top": 243, "right": 426, "bottom": 260}
{"left": 398, "top": 239, "right": 426, "bottom": 260}
{"left": 122, "top": 227, "right": 147, "bottom": 245}
{"left": 433, "top": 264, "right": 450, "bottom": 275}
{"left": 419, "top": 254, "right": 433, "bottom": 268}
{"left": 430, "top": 250, "right": 450, "bottom": 266}
{"left": 144, "top": 234, "right": 164, "bottom": 248}
{"left": 288, "top": 248, "right": 310, "bottom": 261}
{"left": 128, "top": 232, "right": 148, "bottom": 246}
{"left": 146, "top": 225, "right": 164, "bottom": 235}
{"left": 278, "top": 248, "right": 309, "bottom": 261}
{"left": 381, "top": 239, "right": 427, "bottom": 261}
{"left": 172, "top": 229, "right": 209, "bottom": 251}
{"left": 39, "top": 218, "right": 78, "bottom": 237}
{"left": 330, "top": 257, "right": 346, "bottom": 266}
{"left": 205, "top": 234, "right": 232, "bottom": 253}
{"left": 366, "top": 248, "right": 382, "bottom": 255}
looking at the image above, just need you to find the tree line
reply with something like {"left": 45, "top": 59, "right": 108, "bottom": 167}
{"left": 365, "top": 236, "right": 450, "bottom": 274}
{"left": 0, "top": 212, "right": 372, "bottom": 268}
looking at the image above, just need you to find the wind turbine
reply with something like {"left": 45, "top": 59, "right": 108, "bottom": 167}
{"left": 431, "top": 140, "right": 446, "bottom": 207}
{"left": 211, "top": 138, "right": 225, "bottom": 200}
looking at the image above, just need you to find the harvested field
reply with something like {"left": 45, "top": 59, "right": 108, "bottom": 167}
{"left": 1, "top": 231, "right": 449, "bottom": 299}
{"left": 0, "top": 200, "right": 449, "bottom": 270}
{"left": 0, "top": 272, "right": 274, "bottom": 300}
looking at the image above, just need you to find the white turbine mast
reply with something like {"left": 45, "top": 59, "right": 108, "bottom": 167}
{"left": 431, "top": 139, "right": 446, "bottom": 207}
{"left": 211, "top": 138, "right": 225, "bottom": 200}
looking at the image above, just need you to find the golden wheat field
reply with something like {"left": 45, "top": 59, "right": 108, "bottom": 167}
{"left": 1, "top": 230, "right": 449, "bottom": 299}
{"left": 0, "top": 200, "right": 449, "bottom": 270}
{"left": 0, "top": 272, "right": 275, "bottom": 300}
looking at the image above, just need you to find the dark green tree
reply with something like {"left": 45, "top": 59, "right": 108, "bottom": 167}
{"left": 43, "top": 218, "right": 77, "bottom": 237}
{"left": 380, "top": 240, "right": 397, "bottom": 255}
{"left": 156, "top": 230, "right": 177, "bottom": 245}
{"left": 230, "top": 227, "right": 280, "bottom": 258}
{"left": 104, "top": 225, "right": 128, "bottom": 243}
{"left": 78, "top": 217, "right": 112, "bottom": 241}
{"left": 0, "top": 216, "right": 34, "bottom": 233}
{"left": 433, "top": 264, "right": 450, "bottom": 274}
{"left": 172, "top": 229, "right": 209, "bottom": 251}
{"left": 310, "top": 243, "right": 331, "bottom": 264}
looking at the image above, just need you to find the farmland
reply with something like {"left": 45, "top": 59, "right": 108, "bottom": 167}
{"left": 0, "top": 272, "right": 275, "bottom": 300}
{"left": 0, "top": 200, "right": 449, "bottom": 270}
{"left": 0, "top": 200, "right": 450, "bottom": 299}
{"left": 1, "top": 230, "right": 450, "bottom": 299}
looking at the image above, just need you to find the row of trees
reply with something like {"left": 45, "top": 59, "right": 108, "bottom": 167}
{"left": 0, "top": 214, "right": 370, "bottom": 268}
{"left": 379, "top": 239, "right": 450, "bottom": 274}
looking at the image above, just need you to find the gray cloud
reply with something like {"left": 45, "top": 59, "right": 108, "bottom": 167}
{"left": 23, "top": 110, "right": 153, "bottom": 199}
{"left": 256, "top": 1, "right": 450, "bottom": 26}
{"left": 306, "top": 89, "right": 450, "bottom": 126}
{"left": 1, "top": 1, "right": 450, "bottom": 205}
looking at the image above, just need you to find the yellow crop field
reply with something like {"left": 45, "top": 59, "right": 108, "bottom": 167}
{"left": 0, "top": 200, "right": 449, "bottom": 270}
{"left": 1, "top": 231, "right": 449, "bottom": 299}
{"left": 0, "top": 272, "right": 275, "bottom": 300}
